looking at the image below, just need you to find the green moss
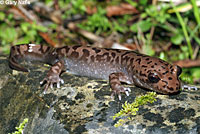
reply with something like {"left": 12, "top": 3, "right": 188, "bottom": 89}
{"left": 9, "top": 118, "right": 28, "bottom": 134}
{"left": 113, "top": 92, "right": 157, "bottom": 127}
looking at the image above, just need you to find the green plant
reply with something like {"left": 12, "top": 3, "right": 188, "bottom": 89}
{"left": 170, "top": 0, "right": 193, "bottom": 59}
{"left": 113, "top": 92, "right": 157, "bottom": 127}
{"left": 0, "top": 12, "right": 5, "bottom": 21}
{"left": 130, "top": 19, "right": 153, "bottom": 33}
{"left": 131, "top": 4, "right": 170, "bottom": 33}
{"left": 167, "top": 1, "right": 200, "bottom": 48}
{"left": 0, "top": 13, "right": 17, "bottom": 54}
{"left": 0, "top": 12, "right": 48, "bottom": 54}
{"left": 9, "top": 118, "right": 28, "bottom": 134}
{"left": 17, "top": 22, "right": 47, "bottom": 44}
{"left": 125, "top": 0, "right": 137, "bottom": 7}
{"left": 112, "top": 15, "right": 131, "bottom": 33}
{"left": 140, "top": 33, "right": 155, "bottom": 56}
{"left": 63, "top": 0, "right": 86, "bottom": 17}
{"left": 181, "top": 67, "right": 200, "bottom": 84}
{"left": 190, "top": 0, "right": 200, "bottom": 26}
{"left": 78, "top": 7, "right": 111, "bottom": 35}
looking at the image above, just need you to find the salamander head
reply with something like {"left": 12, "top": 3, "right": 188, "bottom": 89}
{"left": 133, "top": 57, "right": 182, "bottom": 94}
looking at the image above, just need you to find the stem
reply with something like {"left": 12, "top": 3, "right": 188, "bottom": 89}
{"left": 170, "top": 0, "right": 194, "bottom": 59}
{"left": 190, "top": 0, "right": 200, "bottom": 26}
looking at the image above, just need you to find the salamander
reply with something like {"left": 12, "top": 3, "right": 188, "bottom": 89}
{"left": 9, "top": 44, "right": 182, "bottom": 100}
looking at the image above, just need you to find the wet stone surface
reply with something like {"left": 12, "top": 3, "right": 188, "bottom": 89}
{"left": 0, "top": 55, "right": 199, "bottom": 134}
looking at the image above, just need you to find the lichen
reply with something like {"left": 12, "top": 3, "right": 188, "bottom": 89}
{"left": 113, "top": 92, "right": 157, "bottom": 127}
{"left": 9, "top": 118, "right": 28, "bottom": 134}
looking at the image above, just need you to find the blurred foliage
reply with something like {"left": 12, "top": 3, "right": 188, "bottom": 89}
{"left": 0, "top": 11, "right": 47, "bottom": 54}
{"left": 62, "top": 0, "right": 86, "bottom": 17}
{"left": 77, "top": 7, "right": 111, "bottom": 35}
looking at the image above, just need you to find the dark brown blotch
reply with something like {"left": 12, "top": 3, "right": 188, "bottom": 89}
{"left": 162, "top": 80, "right": 168, "bottom": 85}
{"left": 159, "top": 60, "right": 164, "bottom": 64}
{"left": 72, "top": 45, "right": 81, "bottom": 50}
{"left": 25, "top": 44, "right": 30, "bottom": 50}
{"left": 115, "top": 56, "right": 119, "bottom": 64}
{"left": 147, "top": 61, "right": 152, "bottom": 64}
{"left": 168, "top": 87, "right": 174, "bottom": 91}
{"left": 162, "top": 71, "right": 169, "bottom": 75}
{"left": 103, "top": 52, "right": 111, "bottom": 62}
{"left": 114, "top": 49, "right": 122, "bottom": 53}
{"left": 91, "top": 55, "right": 95, "bottom": 62}
{"left": 161, "top": 66, "right": 165, "bottom": 69}
{"left": 142, "top": 65, "right": 147, "bottom": 68}
{"left": 111, "top": 52, "right": 116, "bottom": 58}
{"left": 96, "top": 54, "right": 102, "bottom": 62}
{"left": 140, "top": 71, "right": 147, "bottom": 77}
{"left": 165, "top": 63, "right": 169, "bottom": 66}
{"left": 65, "top": 47, "right": 70, "bottom": 54}
{"left": 121, "top": 51, "right": 131, "bottom": 57}
{"left": 39, "top": 45, "right": 50, "bottom": 54}
{"left": 82, "top": 49, "right": 90, "bottom": 57}
{"left": 170, "top": 69, "right": 174, "bottom": 74}
{"left": 17, "top": 45, "right": 22, "bottom": 55}
{"left": 11, "top": 45, "right": 16, "bottom": 51}
{"left": 71, "top": 51, "right": 79, "bottom": 58}
{"left": 145, "top": 58, "right": 150, "bottom": 61}
{"left": 92, "top": 48, "right": 101, "bottom": 53}
{"left": 136, "top": 70, "right": 138, "bottom": 73}
{"left": 136, "top": 58, "right": 141, "bottom": 64}
{"left": 45, "top": 46, "right": 51, "bottom": 53}
{"left": 136, "top": 53, "right": 143, "bottom": 56}
{"left": 107, "top": 54, "right": 112, "bottom": 62}
{"left": 39, "top": 45, "right": 45, "bottom": 53}
{"left": 130, "top": 58, "right": 134, "bottom": 63}
{"left": 122, "top": 56, "right": 130, "bottom": 63}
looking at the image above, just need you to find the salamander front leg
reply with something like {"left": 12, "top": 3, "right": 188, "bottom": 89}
{"left": 40, "top": 60, "right": 65, "bottom": 93}
{"left": 109, "top": 72, "right": 132, "bottom": 100}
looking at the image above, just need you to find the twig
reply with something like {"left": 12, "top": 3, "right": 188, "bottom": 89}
{"left": 133, "top": 36, "right": 142, "bottom": 52}
{"left": 149, "top": 0, "right": 157, "bottom": 41}
{"left": 171, "top": 0, "right": 193, "bottom": 59}
{"left": 193, "top": 45, "right": 199, "bottom": 59}
{"left": 174, "top": 59, "right": 200, "bottom": 67}
{"left": 54, "top": 0, "right": 59, "bottom": 10}
{"left": 67, "top": 22, "right": 104, "bottom": 43}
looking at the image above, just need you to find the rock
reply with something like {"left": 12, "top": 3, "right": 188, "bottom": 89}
{"left": 0, "top": 55, "right": 199, "bottom": 134}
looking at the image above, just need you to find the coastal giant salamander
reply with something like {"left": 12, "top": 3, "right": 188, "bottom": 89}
{"left": 9, "top": 44, "right": 182, "bottom": 100}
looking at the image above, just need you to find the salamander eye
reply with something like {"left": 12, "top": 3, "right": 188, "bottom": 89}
{"left": 177, "top": 66, "right": 182, "bottom": 76}
{"left": 148, "top": 73, "right": 160, "bottom": 83}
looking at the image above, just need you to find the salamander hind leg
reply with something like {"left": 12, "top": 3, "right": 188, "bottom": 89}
{"left": 109, "top": 72, "right": 131, "bottom": 100}
{"left": 40, "top": 60, "right": 65, "bottom": 93}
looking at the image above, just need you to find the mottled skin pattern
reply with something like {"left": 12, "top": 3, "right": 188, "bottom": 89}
{"left": 9, "top": 44, "right": 182, "bottom": 99}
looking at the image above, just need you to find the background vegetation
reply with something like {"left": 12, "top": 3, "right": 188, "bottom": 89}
{"left": 0, "top": 0, "right": 200, "bottom": 84}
